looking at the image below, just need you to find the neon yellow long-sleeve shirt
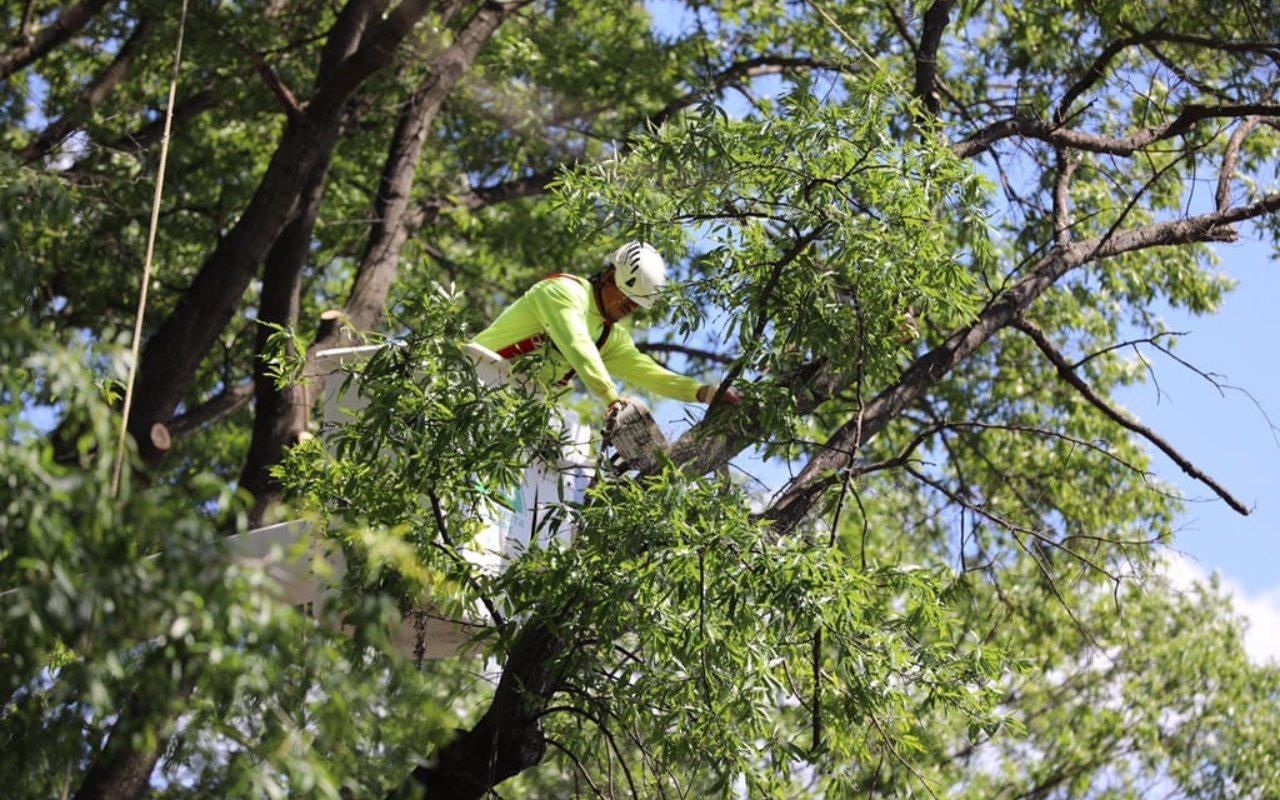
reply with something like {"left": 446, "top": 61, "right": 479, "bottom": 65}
{"left": 471, "top": 274, "right": 702, "bottom": 405}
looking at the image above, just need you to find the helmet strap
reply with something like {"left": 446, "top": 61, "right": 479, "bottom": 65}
{"left": 591, "top": 268, "right": 621, "bottom": 323}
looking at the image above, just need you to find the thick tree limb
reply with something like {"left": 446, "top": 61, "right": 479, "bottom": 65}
{"left": 340, "top": 0, "right": 536, "bottom": 338}
{"left": 128, "top": 0, "right": 433, "bottom": 464}
{"left": 761, "top": 194, "right": 1280, "bottom": 535}
{"left": 1218, "top": 116, "right": 1264, "bottom": 212}
{"left": 913, "top": 0, "right": 956, "bottom": 118}
{"left": 388, "top": 615, "right": 575, "bottom": 800}
{"left": 241, "top": 156, "right": 335, "bottom": 527}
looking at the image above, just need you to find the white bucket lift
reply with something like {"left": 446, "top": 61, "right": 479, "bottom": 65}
{"left": 224, "top": 343, "right": 593, "bottom": 659}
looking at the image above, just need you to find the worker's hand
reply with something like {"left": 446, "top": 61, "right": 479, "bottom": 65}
{"left": 606, "top": 397, "right": 630, "bottom": 421}
{"left": 697, "top": 384, "right": 741, "bottom": 405}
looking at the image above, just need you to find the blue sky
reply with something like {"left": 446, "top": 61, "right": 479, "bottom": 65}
{"left": 1119, "top": 235, "right": 1279, "bottom": 596}
{"left": 1112, "top": 233, "right": 1280, "bottom": 662}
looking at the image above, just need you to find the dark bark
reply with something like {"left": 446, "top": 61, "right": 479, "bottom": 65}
{"left": 913, "top": 0, "right": 955, "bottom": 117}
{"left": 240, "top": 156, "right": 334, "bottom": 527}
{"left": 387, "top": 617, "right": 570, "bottom": 800}
{"left": 227, "top": 1, "right": 531, "bottom": 519}
{"left": 166, "top": 381, "right": 255, "bottom": 438}
{"left": 126, "top": 0, "right": 432, "bottom": 465}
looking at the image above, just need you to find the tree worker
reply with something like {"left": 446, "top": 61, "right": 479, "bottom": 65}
{"left": 470, "top": 241, "right": 741, "bottom": 417}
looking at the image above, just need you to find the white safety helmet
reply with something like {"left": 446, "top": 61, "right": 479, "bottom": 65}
{"left": 609, "top": 241, "right": 667, "bottom": 308}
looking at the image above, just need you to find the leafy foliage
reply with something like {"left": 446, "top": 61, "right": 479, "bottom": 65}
{"left": 2, "top": 0, "right": 1279, "bottom": 798}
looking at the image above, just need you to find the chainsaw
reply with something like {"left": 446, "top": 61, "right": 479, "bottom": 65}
{"left": 601, "top": 398, "right": 669, "bottom": 474}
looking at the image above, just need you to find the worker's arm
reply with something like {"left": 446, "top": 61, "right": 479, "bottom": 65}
{"left": 530, "top": 279, "right": 623, "bottom": 404}
{"left": 602, "top": 331, "right": 704, "bottom": 403}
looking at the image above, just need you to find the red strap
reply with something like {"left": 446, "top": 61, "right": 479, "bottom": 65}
{"left": 496, "top": 335, "right": 545, "bottom": 359}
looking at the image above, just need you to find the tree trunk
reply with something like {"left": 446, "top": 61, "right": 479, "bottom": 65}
{"left": 240, "top": 155, "right": 333, "bottom": 527}
{"left": 387, "top": 617, "right": 569, "bottom": 800}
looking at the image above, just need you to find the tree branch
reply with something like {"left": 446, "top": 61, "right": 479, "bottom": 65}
{"left": 341, "top": 0, "right": 536, "bottom": 338}
{"left": 913, "top": 0, "right": 956, "bottom": 118}
{"left": 759, "top": 193, "right": 1280, "bottom": 535}
{"left": 128, "top": 0, "right": 433, "bottom": 464}
{"left": 955, "top": 103, "right": 1280, "bottom": 160}
{"left": 403, "top": 169, "right": 559, "bottom": 232}
{"left": 223, "top": 25, "right": 304, "bottom": 118}
{"left": 1012, "top": 317, "right": 1250, "bottom": 514}
{"left": 0, "top": 0, "right": 115, "bottom": 83}
{"left": 1217, "top": 116, "right": 1264, "bottom": 212}
{"left": 98, "top": 87, "right": 218, "bottom": 154}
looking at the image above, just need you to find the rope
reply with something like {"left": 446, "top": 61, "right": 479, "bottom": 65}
{"left": 111, "top": 0, "right": 190, "bottom": 497}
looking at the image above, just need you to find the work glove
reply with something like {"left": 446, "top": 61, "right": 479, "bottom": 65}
{"left": 697, "top": 384, "right": 741, "bottom": 404}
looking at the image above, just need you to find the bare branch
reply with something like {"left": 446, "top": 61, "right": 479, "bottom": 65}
{"left": 543, "top": 737, "right": 606, "bottom": 800}
{"left": 1073, "top": 331, "right": 1185, "bottom": 370}
{"left": 166, "top": 382, "right": 255, "bottom": 438}
{"left": 1218, "top": 116, "right": 1265, "bottom": 212}
{"left": 905, "top": 461, "right": 1110, "bottom": 646}
{"left": 1052, "top": 148, "right": 1076, "bottom": 248}
{"left": 539, "top": 706, "right": 641, "bottom": 800}
{"left": 1013, "top": 317, "right": 1250, "bottom": 514}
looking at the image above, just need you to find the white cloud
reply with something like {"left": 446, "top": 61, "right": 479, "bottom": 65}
{"left": 1161, "top": 551, "right": 1280, "bottom": 665}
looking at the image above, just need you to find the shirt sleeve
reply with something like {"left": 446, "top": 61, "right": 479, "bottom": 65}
{"left": 603, "top": 329, "right": 703, "bottom": 403}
